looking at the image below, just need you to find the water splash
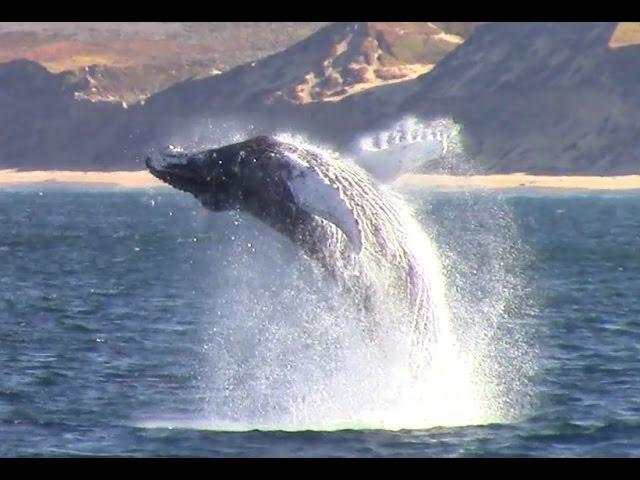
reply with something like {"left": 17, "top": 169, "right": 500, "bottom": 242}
{"left": 137, "top": 118, "right": 535, "bottom": 432}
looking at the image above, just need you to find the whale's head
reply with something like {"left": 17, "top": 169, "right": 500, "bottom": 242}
{"left": 145, "top": 139, "right": 264, "bottom": 212}
{"left": 146, "top": 136, "right": 363, "bottom": 252}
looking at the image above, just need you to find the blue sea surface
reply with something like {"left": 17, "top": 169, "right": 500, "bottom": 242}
{"left": 1, "top": 188, "right": 639, "bottom": 457}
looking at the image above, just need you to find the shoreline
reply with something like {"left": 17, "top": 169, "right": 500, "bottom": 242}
{"left": 2, "top": 169, "right": 640, "bottom": 191}
{"left": 395, "top": 173, "right": 640, "bottom": 191}
{"left": 0, "top": 170, "right": 161, "bottom": 189}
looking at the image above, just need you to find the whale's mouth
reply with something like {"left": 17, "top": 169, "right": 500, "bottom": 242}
{"left": 147, "top": 144, "right": 188, "bottom": 167}
{"left": 146, "top": 146, "right": 209, "bottom": 195}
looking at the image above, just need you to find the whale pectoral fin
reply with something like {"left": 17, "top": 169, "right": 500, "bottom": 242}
{"left": 287, "top": 166, "right": 363, "bottom": 254}
{"left": 354, "top": 140, "right": 445, "bottom": 183}
{"left": 348, "top": 116, "right": 461, "bottom": 183}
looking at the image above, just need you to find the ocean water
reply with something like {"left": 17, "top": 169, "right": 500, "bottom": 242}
{"left": 1, "top": 187, "right": 639, "bottom": 457}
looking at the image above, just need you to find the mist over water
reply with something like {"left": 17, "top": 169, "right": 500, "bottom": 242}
{"left": 139, "top": 119, "right": 538, "bottom": 432}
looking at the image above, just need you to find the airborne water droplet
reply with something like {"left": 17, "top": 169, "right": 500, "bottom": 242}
{"left": 182, "top": 125, "right": 530, "bottom": 432}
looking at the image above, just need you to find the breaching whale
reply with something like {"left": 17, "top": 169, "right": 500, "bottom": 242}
{"left": 146, "top": 119, "right": 458, "bottom": 350}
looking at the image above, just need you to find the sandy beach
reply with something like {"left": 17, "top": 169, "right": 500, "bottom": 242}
{"left": 0, "top": 170, "right": 163, "bottom": 189}
{"left": 395, "top": 173, "right": 640, "bottom": 191}
{"left": 2, "top": 169, "right": 640, "bottom": 191}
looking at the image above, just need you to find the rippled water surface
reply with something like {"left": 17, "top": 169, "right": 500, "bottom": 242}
{"left": 1, "top": 189, "right": 639, "bottom": 457}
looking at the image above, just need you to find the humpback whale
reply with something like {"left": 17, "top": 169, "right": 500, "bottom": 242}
{"left": 146, "top": 120, "right": 458, "bottom": 350}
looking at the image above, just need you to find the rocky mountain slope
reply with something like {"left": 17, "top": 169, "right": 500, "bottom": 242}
{"left": 138, "top": 22, "right": 480, "bottom": 110}
{"left": 296, "top": 22, "right": 640, "bottom": 174}
{"left": 117, "top": 22, "right": 482, "bottom": 161}
{"left": 0, "top": 22, "right": 481, "bottom": 107}
{"left": 405, "top": 22, "right": 640, "bottom": 173}
{"left": 0, "top": 22, "right": 480, "bottom": 170}
{"left": 0, "top": 60, "right": 130, "bottom": 169}
{"left": 2, "top": 22, "right": 640, "bottom": 174}
{"left": 0, "top": 22, "right": 327, "bottom": 105}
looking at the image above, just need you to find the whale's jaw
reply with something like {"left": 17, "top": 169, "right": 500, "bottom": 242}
{"left": 146, "top": 146, "right": 206, "bottom": 195}
{"left": 146, "top": 143, "right": 247, "bottom": 212}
